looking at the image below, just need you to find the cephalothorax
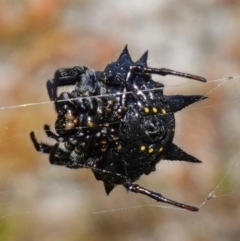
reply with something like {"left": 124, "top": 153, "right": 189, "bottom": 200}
{"left": 30, "top": 46, "right": 207, "bottom": 211}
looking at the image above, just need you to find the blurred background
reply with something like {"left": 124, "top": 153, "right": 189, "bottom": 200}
{"left": 0, "top": 0, "right": 240, "bottom": 240}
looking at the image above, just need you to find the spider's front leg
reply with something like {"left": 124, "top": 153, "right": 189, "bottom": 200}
{"left": 128, "top": 65, "right": 207, "bottom": 82}
{"left": 48, "top": 66, "right": 98, "bottom": 114}
{"left": 123, "top": 181, "right": 199, "bottom": 212}
{"left": 47, "top": 67, "right": 84, "bottom": 101}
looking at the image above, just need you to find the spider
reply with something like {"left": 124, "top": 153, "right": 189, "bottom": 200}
{"left": 30, "top": 46, "right": 207, "bottom": 212}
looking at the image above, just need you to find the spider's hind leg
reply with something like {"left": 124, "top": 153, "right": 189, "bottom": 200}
{"left": 129, "top": 65, "right": 207, "bottom": 82}
{"left": 123, "top": 181, "right": 199, "bottom": 212}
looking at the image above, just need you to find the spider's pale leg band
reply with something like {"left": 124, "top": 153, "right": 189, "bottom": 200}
{"left": 130, "top": 66, "right": 207, "bottom": 82}
{"left": 124, "top": 183, "right": 199, "bottom": 212}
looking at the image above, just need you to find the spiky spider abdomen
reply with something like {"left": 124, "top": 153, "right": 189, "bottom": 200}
{"left": 30, "top": 46, "right": 207, "bottom": 211}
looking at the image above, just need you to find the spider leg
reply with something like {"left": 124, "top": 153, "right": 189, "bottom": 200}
{"left": 30, "top": 131, "right": 52, "bottom": 154}
{"left": 44, "top": 124, "right": 66, "bottom": 142}
{"left": 49, "top": 143, "right": 86, "bottom": 169}
{"left": 46, "top": 66, "right": 87, "bottom": 101}
{"left": 47, "top": 67, "right": 98, "bottom": 115}
{"left": 30, "top": 131, "right": 84, "bottom": 168}
{"left": 129, "top": 65, "right": 207, "bottom": 82}
{"left": 123, "top": 182, "right": 199, "bottom": 212}
{"left": 47, "top": 75, "right": 77, "bottom": 101}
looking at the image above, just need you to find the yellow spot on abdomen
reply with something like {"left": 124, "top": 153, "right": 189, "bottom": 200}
{"left": 152, "top": 107, "right": 158, "bottom": 113}
{"left": 144, "top": 107, "right": 150, "bottom": 113}
{"left": 148, "top": 148, "right": 154, "bottom": 154}
{"left": 161, "top": 109, "right": 167, "bottom": 114}
{"left": 158, "top": 147, "right": 163, "bottom": 152}
{"left": 140, "top": 146, "right": 146, "bottom": 151}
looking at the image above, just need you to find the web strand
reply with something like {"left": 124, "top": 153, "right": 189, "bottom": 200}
{"left": 1, "top": 76, "right": 239, "bottom": 111}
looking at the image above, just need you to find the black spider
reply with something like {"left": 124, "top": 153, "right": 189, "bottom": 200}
{"left": 30, "top": 46, "right": 207, "bottom": 211}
